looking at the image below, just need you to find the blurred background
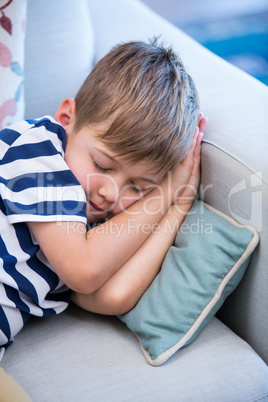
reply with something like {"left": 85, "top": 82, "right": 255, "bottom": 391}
{"left": 141, "top": 0, "right": 268, "bottom": 85}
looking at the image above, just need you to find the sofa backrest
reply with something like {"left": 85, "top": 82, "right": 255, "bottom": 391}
{"left": 23, "top": 0, "right": 268, "bottom": 363}
{"left": 24, "top": 0, "right": 95, "bottom": 119}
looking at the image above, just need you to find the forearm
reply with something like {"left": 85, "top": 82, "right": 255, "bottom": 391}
{"left": 72, "top": 203, "right": 191, "bottom": 315}
{"left": 29, "top": 178, "right": 176, "bottom": 293}
{"left": 82, "top": 178, "right": 176, "bottom": 285}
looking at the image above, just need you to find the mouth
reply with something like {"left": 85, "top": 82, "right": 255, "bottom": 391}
{"left": 89, "top": 200, "right": 105, "bottom": 213}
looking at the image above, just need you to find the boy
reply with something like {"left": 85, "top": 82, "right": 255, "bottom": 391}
{"left": 0, "top": 39, "right": 206, "bottom": 359}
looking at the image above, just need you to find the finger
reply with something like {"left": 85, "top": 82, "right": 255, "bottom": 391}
{"left": 189, "top": 126, "right": 199, "bottom": 153}
{"left": 198, "top": 117, "right": 208, "bottom": 134}
{"left": 198, "top": 112, "right": 204, "bottom": 125}
{"left": 194, "top": 125, "right": 199, "bottom": 141}
{"left": 197, "top": 130, "right": 204, "bottom": 147}
{"left": 193, "top": 131, "right": 204, "bottom": 158}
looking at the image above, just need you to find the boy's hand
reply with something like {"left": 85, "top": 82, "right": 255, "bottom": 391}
{"left": 170, "top": 113, "right": 207, "bottom": 205}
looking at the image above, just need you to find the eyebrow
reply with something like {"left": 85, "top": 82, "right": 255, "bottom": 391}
{"left": 95, "top": 148, "right": 120, "bottom": 165}
{"left": 96, "top": 147, "right": 158, "bottom": 185}
{"left": 139, "top": 177, "right": 158, "bottom": 186}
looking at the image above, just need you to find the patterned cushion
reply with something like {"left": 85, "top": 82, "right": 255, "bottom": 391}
{"left": 0, "top": 0, "right": 27, "bottom": 129}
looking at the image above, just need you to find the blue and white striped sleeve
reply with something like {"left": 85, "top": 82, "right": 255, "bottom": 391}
{"left": 0, "top": 118, "right": 87, "bottom": 225}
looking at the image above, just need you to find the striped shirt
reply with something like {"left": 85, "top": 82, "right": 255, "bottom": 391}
{"left": 0, "top": 116, "right": 87, "bottom": 359}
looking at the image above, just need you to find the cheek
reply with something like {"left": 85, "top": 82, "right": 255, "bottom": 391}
{"left": 112, "top": 192, "right": 143, "bottom": 215}
{"left": 65, "top": 160, "right": 90, "bottom": 192}
{"left": 83, "top": 174, "right": 96, "bottom": 193}
{"left": 113, "top": 185, "right": 157, "bottom": 215}
{"left": 79, "top": 168, "right": 101, "bottom": 195}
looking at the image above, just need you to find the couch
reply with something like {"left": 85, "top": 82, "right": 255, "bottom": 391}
{"left": 1, "top": 0, "right": 268, "bottom": 400}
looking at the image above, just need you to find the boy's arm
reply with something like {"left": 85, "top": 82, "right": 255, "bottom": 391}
{"left": 28, "top": 172, "right": 184, "bottom": 294}
{"left": 28, "top": 121, "right": 204, "bottom": 295}
{"left": 72, "top": 122, "right": 205, "bottom": 314}
{"left": 71, "top": 203, "right": 192, "bottom": 315}
{"left": 28, "top": 182, "right": 172, "bottom": 294}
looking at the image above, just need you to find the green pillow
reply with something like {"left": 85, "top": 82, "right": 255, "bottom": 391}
{"left": 118, "top": 201, "right": 259, "bottom": 366}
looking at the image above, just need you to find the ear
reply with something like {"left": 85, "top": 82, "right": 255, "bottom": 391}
{"left": 54, "top": 98, "right": 76, "bottom": 128}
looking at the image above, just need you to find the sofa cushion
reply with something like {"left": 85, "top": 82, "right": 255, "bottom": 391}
{"left": 0, "top": 0, "right": 27, "bottom": 129}
{"left": 118, "top": 201, "right": 259, "bottom": 366}
{"left": 2, "top": 305, "right": 268, "bottom": 401}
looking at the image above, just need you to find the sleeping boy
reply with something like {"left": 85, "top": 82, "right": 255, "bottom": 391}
{"left": 0, "top": 39, "right": 207, "bottom": 359}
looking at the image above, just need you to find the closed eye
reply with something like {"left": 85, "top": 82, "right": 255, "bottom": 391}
{"left": 93, "top": 160, "right": 111, "bottom": 173}
{"left": 129, "top": 182, "right": 143, "bottom": 194}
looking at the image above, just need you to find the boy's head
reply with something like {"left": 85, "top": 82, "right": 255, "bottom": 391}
{"left": 74, "top": 38, "right": 199, "bottom": 174}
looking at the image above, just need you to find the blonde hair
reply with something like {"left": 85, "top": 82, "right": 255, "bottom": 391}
{"left": 74, "top": 39, "right": 199, "bottom": 173}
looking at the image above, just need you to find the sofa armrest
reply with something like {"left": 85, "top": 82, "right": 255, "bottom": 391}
{"left": 88, "top": 0, "right": 268, "bottom": 363}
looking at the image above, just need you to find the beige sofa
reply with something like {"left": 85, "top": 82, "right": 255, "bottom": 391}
{"left": 1, "top": 0, "right": 268, "bottom": 400}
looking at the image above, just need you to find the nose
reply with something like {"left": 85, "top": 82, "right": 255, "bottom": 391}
{"left": 98, "top": 176, "right": 120, "bottom": 205}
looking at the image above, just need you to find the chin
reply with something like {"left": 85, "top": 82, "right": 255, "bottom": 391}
{"left": 87, "top": 212, "right": 106, "bottom": 223}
